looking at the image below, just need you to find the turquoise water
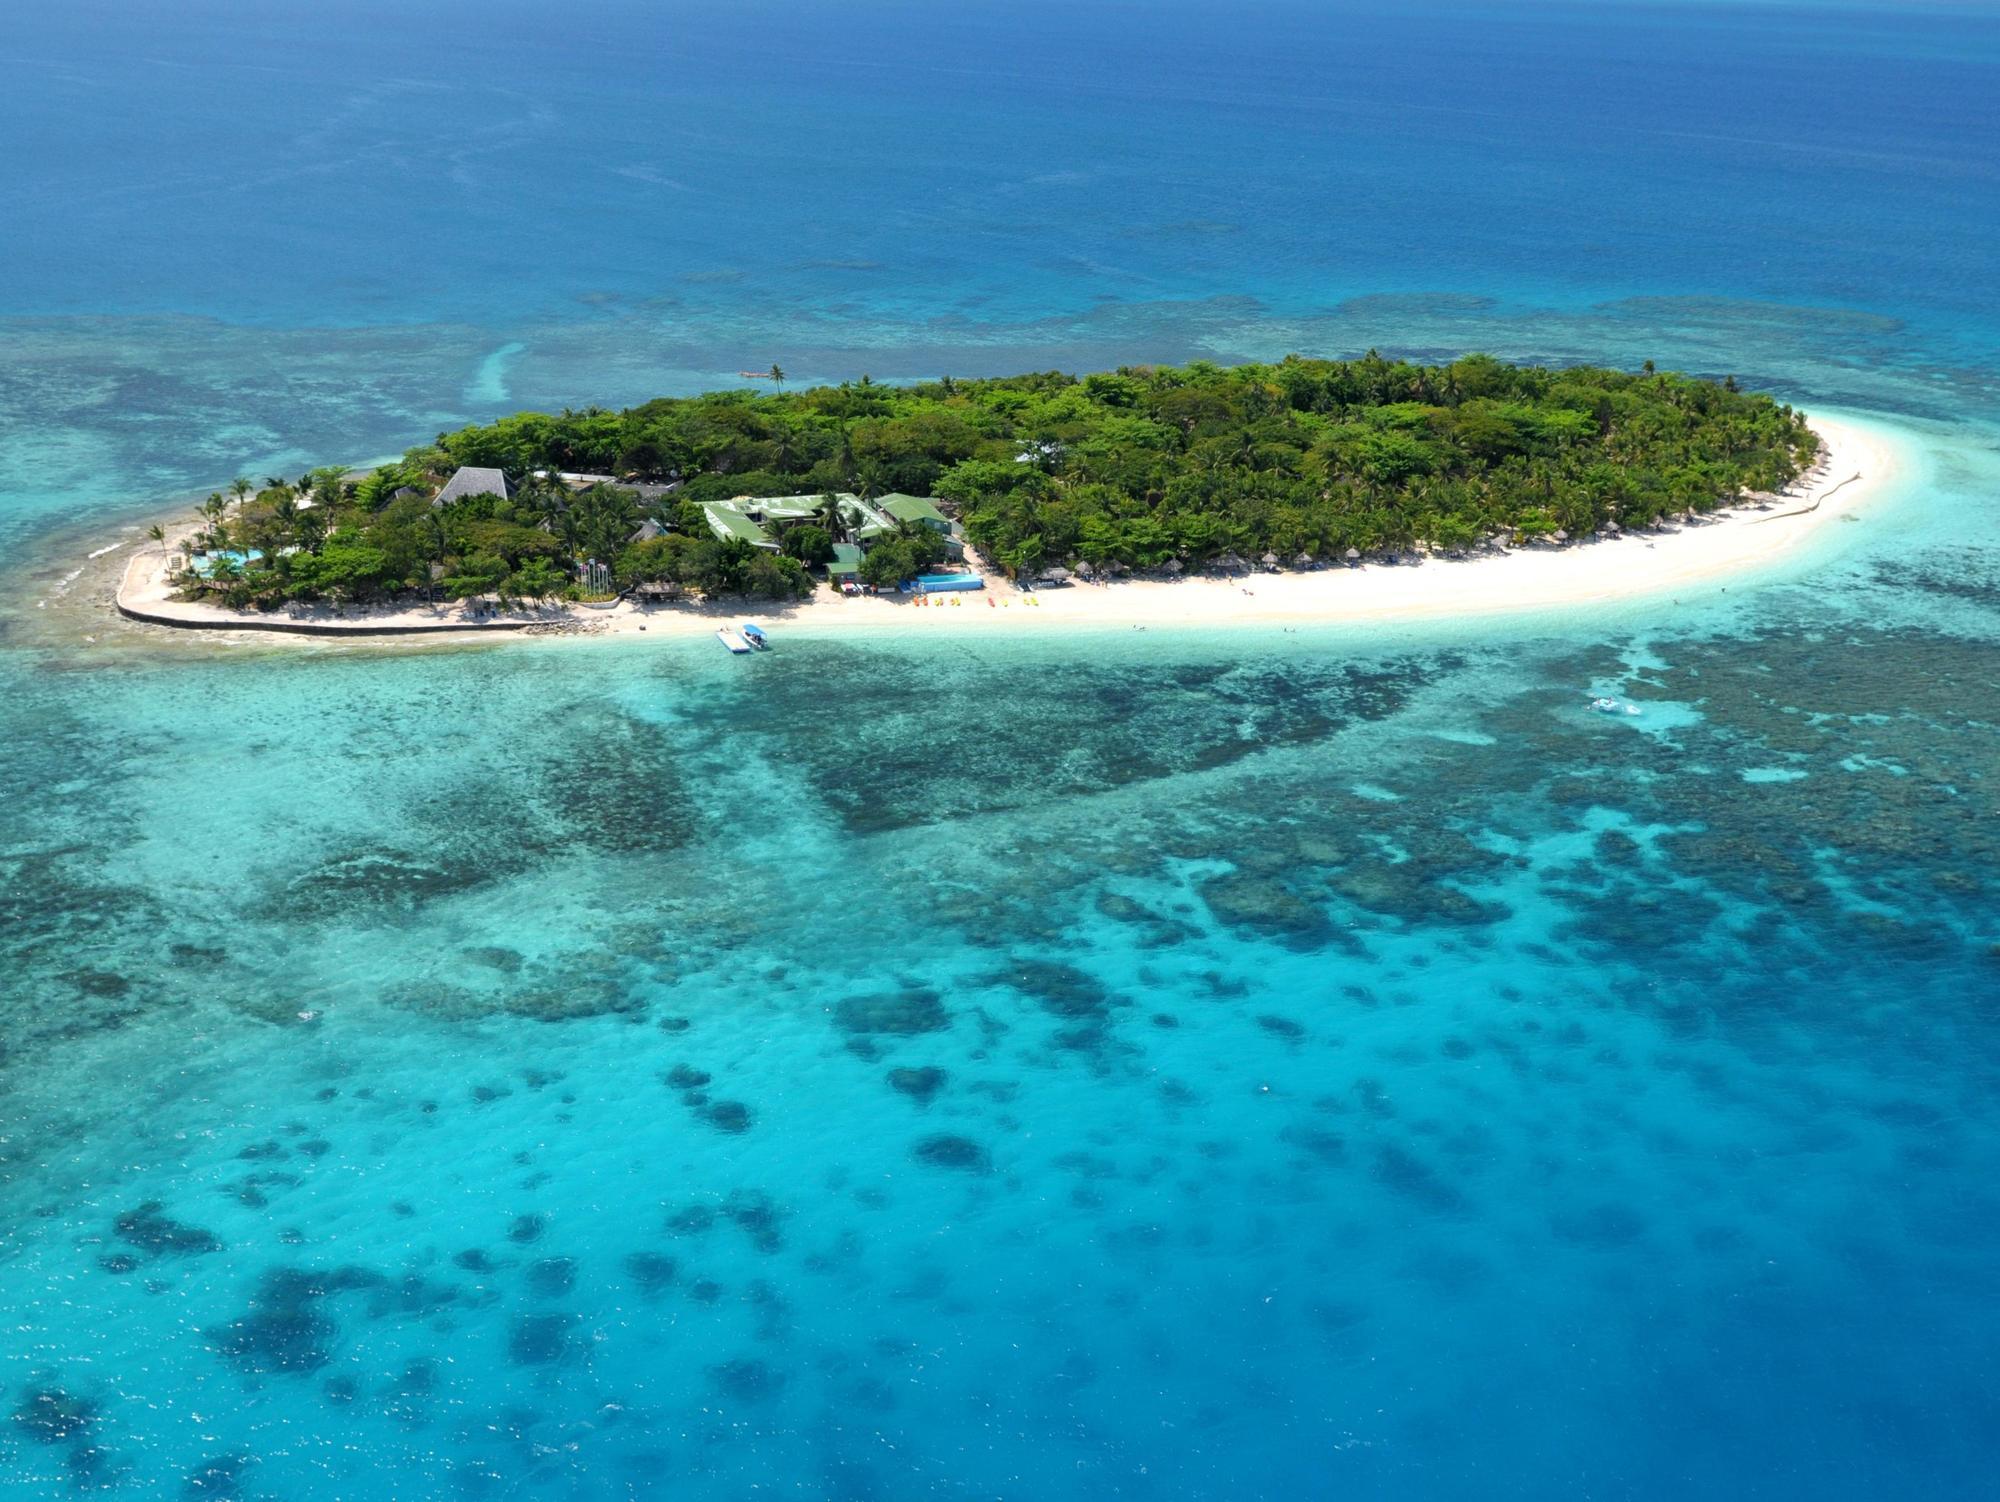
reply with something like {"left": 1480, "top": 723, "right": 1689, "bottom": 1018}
{"left": 5, "top": 3, "right": 2000, "bottom": 1498}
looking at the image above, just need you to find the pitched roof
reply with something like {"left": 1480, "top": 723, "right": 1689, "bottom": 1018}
{"left": 434, "top": 466, "right": 512, "bottom": 507}
{"left": 837, "top": 495, "right": 894, "bottom": 540}
{"left": 700, "top": 503, "right": 778, "bottom": 548}
{"left": 877, "top": 493, "right": 949, "bottom": 526}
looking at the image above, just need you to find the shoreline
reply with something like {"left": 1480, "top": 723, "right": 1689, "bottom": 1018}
{"left": 101, "top": 415, "right": 1900, "bottom": 646}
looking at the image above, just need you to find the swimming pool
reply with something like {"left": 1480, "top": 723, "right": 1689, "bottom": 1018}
{"left": 190, "top": 549, "right": 263, "bottom": 576}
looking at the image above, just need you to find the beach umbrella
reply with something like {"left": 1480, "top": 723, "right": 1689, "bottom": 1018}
{"left": 1553, "top": 529, "right": 1568, "bottom": 543}
{"left": 1295, "top": 552, "right": 1315, "bottom": 567}
{"left": 1165, "top": 558, "right": 1183, "bottom": 576}
{"left": 1604, "top": 520, "right": 1621, "bottom": 534}
{"left": 1344, "top": 548, "right": 1361, "bottom": 564}
{"left": 1075, "top": 560, "right": 1095, "bottom": 578}
{"left": 1260, "top": 552, "right": 1280, "bottom": 568}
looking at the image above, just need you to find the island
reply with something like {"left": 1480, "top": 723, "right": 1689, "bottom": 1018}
{"left": 113, "top": 353, "right": 1872, "bottom": 640}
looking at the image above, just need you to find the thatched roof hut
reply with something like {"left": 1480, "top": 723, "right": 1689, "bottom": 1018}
{"left": 1164, "top": 558, "right": 1183, "bottom": 576}
{"left": 435, "top": 466, "right": 512, "bottom": 508}
{"left": 1294, "top": 551, "right": 1315, "bottom": 568}
{"left": 1075, "top": 559, "right": 1096, "bottom": 578}
{"left": 1260, "top": 551, "right": 1280, "bottom": 569}
{"left": 1215, "top": 551, "right": 1248, "bottom": 573}
{"left": 1344, "top": 547, "right": 1361, "bottom": 564}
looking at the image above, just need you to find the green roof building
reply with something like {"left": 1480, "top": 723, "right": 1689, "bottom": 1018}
{"left": 697, "top": 491, "right": 956, "bottom": 560}
{"left": 876, "top": 493, "right": 951, "bottom": 530}
{"left": 826, "top": 542, "right": 865, "bottom": 578}
{"left": 700, "top": 503, "right": 777, "bottom": 549}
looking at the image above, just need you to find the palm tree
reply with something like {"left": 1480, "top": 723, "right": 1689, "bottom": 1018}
{"left": 147, "top": 523, "right": 166, "bottom": 553}
{"left": 814, "top": 492, "right": 846, "bottom": 543}
{"left": 527, "top": 469, "right": 572, "bottom": 544}
{"left": 769, "top": 363, "right": 786, "bottom": 391}
{"left": 201, "top": 493, "right": 227, "bottom": 547}
{"left": 853, "top": 460, "right": 888, "bottom": 501}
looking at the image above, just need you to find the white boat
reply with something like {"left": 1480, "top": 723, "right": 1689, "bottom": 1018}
{"left": 741, "top": 622, "right": 768, "bottom": 649}
{"left": 716, "top": 627, "right": 752, "bottom": 654}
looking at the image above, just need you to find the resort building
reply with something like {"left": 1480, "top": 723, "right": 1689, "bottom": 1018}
{"left": 876, "top": 493, "right": 950, "bottom": 531}
{"left": 697, "top": 491, "right": 963, "bottom": 559}
{"left": 826, "top": 542, "right": 865, "bottom": 582}
{"left": 435, "top": 466, "right": 513, "bottom": 507}
{"left": 699, "top": 498, "right": 798, "bottom": 550}
{"left": 876, "top": 493, "right": 963, "bottom": 558}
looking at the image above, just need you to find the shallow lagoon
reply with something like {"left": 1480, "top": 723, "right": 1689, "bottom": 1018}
{"left": 5, "top": 574, "right": 1998, "bottom": 1496}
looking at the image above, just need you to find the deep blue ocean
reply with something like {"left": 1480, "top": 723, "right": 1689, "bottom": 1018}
{"left": 3, "top": 3, "right": 1998, "bottom": 1498}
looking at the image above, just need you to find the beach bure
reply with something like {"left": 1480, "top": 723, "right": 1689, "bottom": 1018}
{"left": 156, "top": 354, "right": 1814, "bottom": 610}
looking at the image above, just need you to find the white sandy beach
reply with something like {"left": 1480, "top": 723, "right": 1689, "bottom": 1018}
{"left": 109, "top": 416, "right": 1900, "bottom": 644}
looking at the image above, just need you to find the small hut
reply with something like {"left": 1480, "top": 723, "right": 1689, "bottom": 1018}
{"left": 1075, "top": 559, "right": 1096, "bottom": 579}
{"left": 1039, "top": 566, "right": 1073, "bottom": 586}
{"left": 434, "top": 466, "right": 512, "bottom": 509}
{"left": 1260, "top": 551, "right": 1280, "bottom": 571}
{"left": 1344, "top": 547, "right": 1361, "bottom": 566}
{"left": 1164, "top": 558, "right": 1184, "bottom": 577}
{"left": 1552, "top": 529, "right": 1569, "bottom": 544}
{"left": 1294, "top": 551, "right": 1315, "bottom": 569}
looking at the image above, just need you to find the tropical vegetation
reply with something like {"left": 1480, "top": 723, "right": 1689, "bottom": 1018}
{"left": 167, "top": 353, "right": 1816, "bottom": 608}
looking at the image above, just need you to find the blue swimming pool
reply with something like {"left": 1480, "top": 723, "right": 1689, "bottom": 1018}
{"left": 191, "top": 549, "right": 263, "bottom": 576}
{"left": 909, "top": 573, "right": 983, "bottom": 592}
